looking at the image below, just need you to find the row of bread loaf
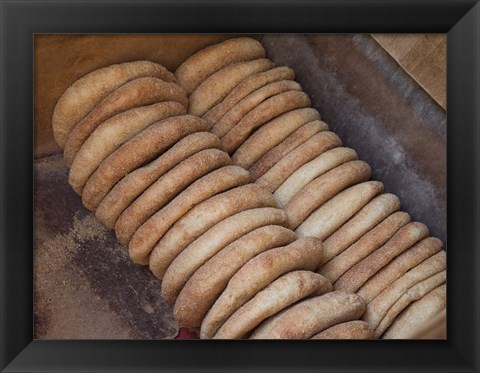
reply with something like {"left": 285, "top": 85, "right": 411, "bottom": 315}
{"left": 174, "top": 37, "right": 446, "bottom": 339}
{"left": 51, "top": 57, "right": 370, "bottom": 339}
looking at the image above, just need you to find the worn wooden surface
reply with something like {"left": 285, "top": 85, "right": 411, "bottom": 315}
{"left": 372, "top": 34, "right": 446, "bottom": 110}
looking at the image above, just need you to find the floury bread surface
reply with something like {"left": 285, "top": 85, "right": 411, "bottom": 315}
{"left": 49, "top": 37, "right": 445, "bottom": 339}
{"left": 52, "top": 60, "right": 175, "bottom": 148}
{"left": 176, "top": 37, "right": 445, "bottom": 339}
{"left": 250, "top": 291, "right": 366, "bottom": 339}
{"left": 175, "top": 37, "right": 267, "bottom": 94}
{"left": 51, "top": 61, "right": 331, "bottom": 339}
{"left": 173, "top": 224, "right": 296, "bottom": 328}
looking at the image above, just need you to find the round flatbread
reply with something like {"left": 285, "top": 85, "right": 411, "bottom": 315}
{"left": 213, "top": 271, "right": 332, "bottom": 339}
{"left": 161, "top": 207, "right": 289, "bottom": 302}
{"left": 296, "top": 181, "right": 384, "bottom": 239}
{"left": 232, "top": 108, "right": 322, "bottom": 170}
{"left": 81, "top": 115, "right": 209, "bottom": 211}
{"left": 333, "top": 221, "right": 430, "bottom": 293}
{"left": 368, "top": 263, "right": 446, "bottom": 338}
{"left": 285, "top": 160, "right": 372, "bottom": 229}
{"left": 256, "top": 131, "right": 342, "bottom": 192}
{"left": 221, "top": 91, "right": 311, "bottom": 154}
{"left": 320, "top": 193, "right": 401, "bottom": 265}
{"left": 250, "top": 291, "right": 365, "bottom": 339}
{"left": 274, "top": 147, "right": 358, "bottom": 208}
{"left": 248, "top": 120, "right": 328, "bottom": 180}
{"left": 189, "top": 58, "right": 273, "bottom": 117}
{"left": 115, "top": 148, "right": 231, "bottom": 244}
{"left": 63, "top": 77, "right": 188, "bottom": 165}
{"left": 382, "top": 284, "right": 446, "bottom": 339}
{"left": 203, "top": 66, "right": 295, "bottom": 126}
{"left": 311, "top": 321, "right": 373, "bottom": 340}
{"left": 95, "top": 132, "right": 221, "bottom": 229}
{"left": 200, "top": 237, "right": 324, "bottom": 338}
{"left": 149, "top": 184, "right": 277, "bottom": 279}
{"left": 68, "top": 101, "right": 185, "bottom": 194}
{"left": 174, "top": 225, "right": 296, "bottom": 329}
{"left": 129, "top": 165, "right": 250, "bottom": 265}
{"left": 175, "top": 37, "right": 266, "bottom": 94}
{"left": 211, "top": 80, "right": 302, "bottom": 139}
{"left": 52, "top": 60, "right": 175, "bottom": 148}
{"left": 357, "top": 237, "right": 443, "bottom": 303}
{"left": 318, "top": 211, "right": 411, "bottom": 282}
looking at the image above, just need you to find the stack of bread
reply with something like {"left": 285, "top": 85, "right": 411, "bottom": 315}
{"left": 175, "top": 37, "right": 447, "bottom": 339}
{"left": 51, "top": 37, "right": 446, "bottom": 340}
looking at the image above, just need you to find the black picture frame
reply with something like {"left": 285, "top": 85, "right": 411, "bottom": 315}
{"left": 1, "top": 0, "right": 479, "bottom": 371}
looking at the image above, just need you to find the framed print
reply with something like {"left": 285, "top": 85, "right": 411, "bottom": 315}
{"left": 1, "top": 0, "right": 479, "bottom": 372}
